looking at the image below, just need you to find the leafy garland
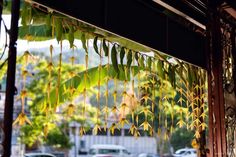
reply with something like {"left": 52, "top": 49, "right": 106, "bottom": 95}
{"left": 13, "top": 1, "right": 208, "bottom": 145}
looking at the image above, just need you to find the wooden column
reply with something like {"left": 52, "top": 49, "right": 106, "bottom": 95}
{"left": 207, "top": 1, "right": 227, "bottom": 157}
{"left": 2, "top": 0, "right": 20, "bottom": 156}
{"left": 231, "top": 28, "right": 236, "bottom": 95}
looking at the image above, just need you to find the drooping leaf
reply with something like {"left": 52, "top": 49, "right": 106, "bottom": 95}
{"left": 135, "top": 52, "right": 139, "bottom": 63}
{"left": 46, "top": 13, "right": 51, "bottom": 31}
{"left": 147, "top": 57, "right": 152, "bottom": 71}
{"left": 127, "top": 50, "right": 132, "bottom": 71}
{"left": 111, "top": 45, "right": 119, "bottom": 76}
{"left": 168, "top": 65, "right": 176, "bottom": 89}
{"left": 81, "top": 33, "right": 88, "bottom": 54}
{"left": 93, "top": 36, "right": 101, "bottom": 57}
{"left": 157, "top": 60, "right": 164, "bottom": 79}
{"left": 103, "top": 39, "right": 109, "bottom": 56}
{"left": 21, "top": 4, "right": 28, "bottom": 27}
{"left": 190, "top": 67, "right": 197, "bottom": 85}
{"left": 120, "top": 47, "right": 125, "bottom": 71}
{"left": 68, "top": 26, "right": 74, "bottom": 48}
{"left": 55, "top": 18, "right": 63, "bottom": 42}
{"left": 139, "top": 55, "right": 145, "bottom": 69}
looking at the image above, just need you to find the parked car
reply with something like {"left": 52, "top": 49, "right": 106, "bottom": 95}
{"left": 24, "top": 152, "right": 56, "bottom": 157}
{"left": 88, "top": 144, "right": 132, "bottom": 157}
{"left": 173, "top": 148, "right": 197, "bottom": 157}
{"left": 138, "top": 153, "right": 160, "bottom": 157}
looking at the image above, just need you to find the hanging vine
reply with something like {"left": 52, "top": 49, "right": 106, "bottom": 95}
{"left": 14, "top": 2, "right": 209, "bottom": 142}
{"left": 13, "top": 51, "right": 32, "bottom": 126}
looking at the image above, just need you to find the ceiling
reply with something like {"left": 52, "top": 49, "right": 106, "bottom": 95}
{"left": 153, "top": 0, "right": 236, "bottom": 29}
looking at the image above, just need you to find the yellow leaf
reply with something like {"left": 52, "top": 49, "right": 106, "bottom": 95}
{"left": 150, "top": 77, "right": 156, "bottom": 85}
{"left": 13, "top": 112, "right": 32, "bottom": 126}
{"left": 134, "top": 129, "right": 140, "bottom": 138}
{"left": 22, "top": 70, "right": 33, "bottom": 78}
{"left": 200, "top": 112, "right": 207, "bottom": 119}
{"left": 164, "top": 132, "right": 169, "bottom": 140}
{"left": 119, "top": 118, "right": 129, "bottom": 128}
{"left": 178, "top": 97, "right": 185, "bottom": 104}
{"left": 193, "top": 118, "right": 201, "bottom": 126}
{"left": 22, "top": 50, "right": 32, "bottom": 63}
{"left": 142, "top": 83, "right": 150, "bottom": 91}
{"left": 47, "top": 62, "right": 54, "bottom": 71}
{"left": 93, "top": 124, "right": 101, "bottom": 135}
{"left": 136, "top": 115, "right": 139, "bottom": 125}
{"left": 194, "top": 130, "right": 201, "bottom": 139}
{"left": 109, "top": 123, "right": 119, "bottom": 135}
{"left": 120, "top": 103, "right": 128, "bottom": 114}
{"left": 191, "top": 139, "right": 199, "bottom": 149}
{"left": 139, "top": 107, "right": 152, "bottom": 118}
{"left": 121, "top": 91, "right": 129, "bottom": 98}
{"left": 111, "top": 106, "right": 119, "bottom": 114}
{"left": 44, "top": 124, "right": 49, "bottom": 137}
{"left": 70, "top": 56, "right": 75, "bottom": 64}
{"left": 149, "top": 128, "right": 154, "bottom": 137}
{"left": 69, "top": 71, "right": 77, "bottom": 78}
{"left": 79, "top": 126, "right": 86, "bottom": 137}
{"left": 103, "top": 76, "right": 110, "bottom": 82}
{"left": 20, "top": 90, "right": 27, "bottom": 98}
{"left": 189, "top": 122, "right": 195, "bottom": 130}
{"left": 103, "top": 122, "right": 107, "bottom": 132}
{"left": 66, "top": 103, "right": 76, "bottom": 116}
{"left": 140, "top": 94, "right": 151, "bottom": 104}
{"left": 157, "top": 128, "right": 161, "bottom": 136}
{"left": 140, "top": 121, "right": 151, "bottom": 131}
{"left": 200, "top": 123, "right": 207, "bottom": 130}
{"left": 113, "top": 90, "right": 117, "bottom": 98}
{"left": 129, "top": 124, "right": 137, "bottom": 135}
{"left": 102, "top": 106, "right": 109, "bottom": 114}
{"left": 176, "top": 119, "right": 186, "bottom": 128}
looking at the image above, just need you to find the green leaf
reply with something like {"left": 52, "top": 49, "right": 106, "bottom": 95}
{"left": 21, "top": 4, "right": 28, "bottom": 27}
{"left": 139, "top": 55, "right": 145, "bottom": 69}
{"left": 111, "top": 45, "right": 119, "bottom": 76}
{"left": 18, "top": 25, "right": 52, "bottom": 40}
{"left": 46, "top": 14, "right": 51, "bottom": 31}
{"left": 147, "top": 57, "right": 152, "bottom": 71}
{"left": 120, "top": 47, "right": 125, "bottom": 71}
{"left": 135, "top": 52, "right": 139, "bottom": 63}
{"left": 168, "top": 65, "right": 176, "bottom": 89}
{"left": 55, "top": 18, "right": 63, "bottom": 42}
{"left": 93, "top": 36, "right": 100, "bottom": 57}
{"left": 103, "top": 39, "right": 109, "bottom": 56}
{"left": 157, "top": 60, "right": 164, "bottom": 79}
{"left": 190, "top": 67, "right": 197, "bottom": 85}
{"left": 187, "top": 65, "right": 193, "bottom": 88}
{"left": 40, "top": 65, "right": 140, "bottom": 108}
{"left": 127, "top": 50, "right": 132, "bottom": 71}
{"left": 68, "top": 26, "right": 74, "bottom": 48}
{"left": 81, "top": 33, "right": 88, "bottom": 54}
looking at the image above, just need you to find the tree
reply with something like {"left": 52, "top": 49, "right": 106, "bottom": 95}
{"left": 170, "top": 128, "right": 195, "bottom": 151}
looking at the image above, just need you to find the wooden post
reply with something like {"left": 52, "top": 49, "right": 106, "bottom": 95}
{"left": 2, "top": 0, "right": 20, "bottom": 156}
{"left": 231, "top": 29, "right": 236, "bottom": 95}
{"left": 206, "top": 1, "right": 227, "bottom": 157}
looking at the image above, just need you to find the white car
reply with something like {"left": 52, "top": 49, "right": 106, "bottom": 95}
{"left": 138, "top": 153, "right": 160, "bottom": 157}
{"left": 173, "top": 148, "right": 197, "bottom": 157}
{"left": 88, "top": 144, "right": 132, "bottom": 157}
{"left": 24, "top": 152, "right": 56, "bottom": 157}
